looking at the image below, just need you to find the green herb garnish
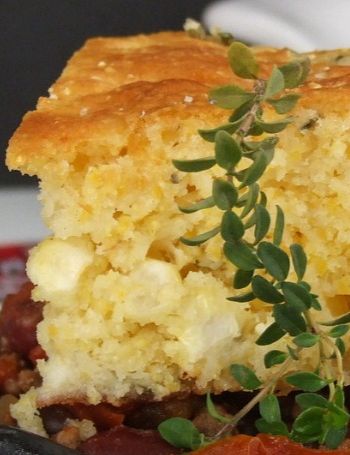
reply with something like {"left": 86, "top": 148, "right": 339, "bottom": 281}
{"left": 158, "top": 25, "right": 350, "bottom": 451}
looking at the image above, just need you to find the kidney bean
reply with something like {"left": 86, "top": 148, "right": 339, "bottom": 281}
{"left": 125, "top": 396, "right": 202, "bottom": 430}
{"left": 40, "top": 405, "right": 75, "bottom": 435}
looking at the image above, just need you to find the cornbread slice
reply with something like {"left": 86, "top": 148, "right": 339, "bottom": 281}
{"left": 6, "top": 32, "right": 350, "bottom": 433}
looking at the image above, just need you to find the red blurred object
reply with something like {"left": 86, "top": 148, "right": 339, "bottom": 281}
{"left": 193, "top": 434, "right": 350, "bottom": 455}
{"left": 69, "top": 403, "right": 125, "bottom": 431}
{"left": 79, "top": 425, "right": 180, "bottom": 455}
{"left": 0, "top": 244, "right": 32, "bottom": 300}
{"left": 0, "top": 282, "right": 44, "bottom": 356}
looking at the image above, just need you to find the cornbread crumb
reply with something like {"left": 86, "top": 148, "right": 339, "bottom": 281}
{"left": 11, "top": 388, "right": 47, "bottom": 436}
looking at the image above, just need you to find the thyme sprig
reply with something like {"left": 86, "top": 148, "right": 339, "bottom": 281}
{"left": 158, "top": 38, "right": 350, "bottom": 451}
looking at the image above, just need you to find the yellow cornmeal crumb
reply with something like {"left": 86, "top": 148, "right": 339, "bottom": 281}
{"left": 5, "top": 32, "right": 350, "bottom": 432}
{"left": 10, "top": 388, "right": 47, "bottom": 437}
{"left": 67, "top": 419, "right": 97, "bottom": 441}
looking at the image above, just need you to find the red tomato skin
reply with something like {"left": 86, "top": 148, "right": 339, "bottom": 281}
{"left": 69, "top": 403, "right": 124, "bottom": 430}
{"left": 192, "top": 434, "right": 350, "bottom": 455}
{"left": 0, "top": 353, "right": 20, "bottom": 390}
{"left": 0, "top": 282, "right": 44, "bottom": 355}
{"left": 28, "top": 345, "right": 47, "bottom": 364}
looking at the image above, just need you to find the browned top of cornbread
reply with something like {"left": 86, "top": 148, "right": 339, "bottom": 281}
{"left": 6, "top": 32, "right": 349, "bottom": 175}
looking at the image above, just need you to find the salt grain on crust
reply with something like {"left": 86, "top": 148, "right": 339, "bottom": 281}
{"left": 183, "top": 95, "right": 193, "bottom": 103}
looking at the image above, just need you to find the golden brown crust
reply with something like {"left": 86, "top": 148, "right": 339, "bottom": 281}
{"left": 7, "top": 31, "right": 349, "bottom": 175}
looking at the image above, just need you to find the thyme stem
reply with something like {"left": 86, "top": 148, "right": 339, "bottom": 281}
{"left": 214, "top": 352, "right": 298, "bottom": 438}
{"left": 323, "top": 336, "right": 345, "bottom": 387}
{"left": 238, "top": 80, "right": 265, "bottom": 139}
{"left": 305, "top": 310, "right": 336, "bottom": 398}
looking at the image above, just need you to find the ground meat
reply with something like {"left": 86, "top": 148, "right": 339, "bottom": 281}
{"left": 18, "top": 368, "right": 42, "bottom": 391}
{"left": 3, "top": 367, "right": 41, "bottom": 395}
{"left": 2, "top": 377, "right": 21, "bottom": 396}
{"left": 52, "top": 425, "right": 81, "bottom": 450}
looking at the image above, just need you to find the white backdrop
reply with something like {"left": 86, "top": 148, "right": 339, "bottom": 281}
{"left": 203, "top": 0, "right": 350, "bottom": 51}
{"left": 0, "top": 189, "right": 49, "bottom": 244}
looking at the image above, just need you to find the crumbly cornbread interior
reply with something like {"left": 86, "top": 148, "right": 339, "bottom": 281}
{"left": 6, "top": 32, "right": 350, "bottom": 434}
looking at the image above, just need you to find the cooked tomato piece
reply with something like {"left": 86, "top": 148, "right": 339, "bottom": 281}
{"left": 0, "top": 282, "right": 44, "bottom": 355}
{"left": 193, "top": 434, "right": 350, "bottom": 454}
{"left": 79, "top": 425, "right": 181, "bottom": 455}
{"left": 28, "top": 344, "right": 47, "bottom": 364}
{"left": 0, "top": 354, "right": 20, "bottom": 390}
{"left": 69, "top": 403, "right": 124, "bottom": 430}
